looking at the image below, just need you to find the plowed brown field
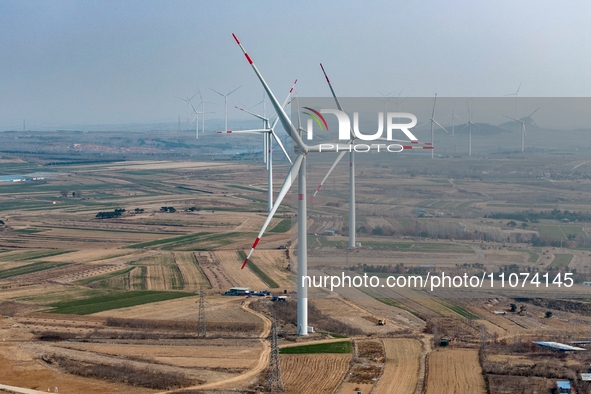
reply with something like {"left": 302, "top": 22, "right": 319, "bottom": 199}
{"left": 425, "top": 348, "right": 486, "bottom": 394}
{"left": 280, "top": 354, "right": 351, "bottom": 394}
{"left": 374, "top": 338, "right": 421, "bottom": 394}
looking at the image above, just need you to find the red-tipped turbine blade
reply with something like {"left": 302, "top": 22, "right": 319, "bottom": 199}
{"left": 232, "top": 34, "right": 304, "bottom": 149}
{"left": 309, "top": 150, "right": 347, "bottom": 203}
{"left": 241, "top": 154, "right": 304, "bottom": 269}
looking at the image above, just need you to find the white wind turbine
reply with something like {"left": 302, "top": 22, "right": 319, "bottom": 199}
{"left": 462, "top": 100, "right": 478, "bottom": 157}
{"left": 503, "top": 108, "right": 537, "bottom": 153}
{"left": 421, "top": 94, "right": 449, "bottom": 159}
{"left": 232, "top": 33, "right": 413, "bottom": 336}
{"left": 217, "top": 82, "right": 296, "bottom": 211}
{"left": 210, "top": 85, "right": 242, "bottom": 134}
{"left": 309, "top": 64, "right": 430, "bottom": 249}
{"left": 195, "top": 87, "right": 215, "bottom": 138}
{"left": 178, "top": 93, "right": 198, "bottom": 129}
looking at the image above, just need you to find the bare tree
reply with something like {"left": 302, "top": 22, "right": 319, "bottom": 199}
{"left": 60, "top": 190, "right": 69, "bottom": 198}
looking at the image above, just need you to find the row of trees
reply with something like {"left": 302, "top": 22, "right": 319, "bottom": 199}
{"left": 486, "top": 209, "right": 591, "bottom": 223}
{"left": 95, "top": 208, "right": 126, "bottom": 219}
{"left": 60, "top": 190, "right": 82, "bottom": 198}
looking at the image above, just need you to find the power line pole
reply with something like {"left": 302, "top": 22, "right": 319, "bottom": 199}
{"left": 197, "top": 286, "right": 206, "bottom": 338}
{"left": 267, "top": 314, "right": 284, "bottom": 392}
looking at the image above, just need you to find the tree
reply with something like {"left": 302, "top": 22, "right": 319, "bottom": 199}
{"left": 510, "top": 303, "right": 517, "bottom": 312}
{"left": 545, "top": 311, "right": 553, "bottom": 318}
{"left": 0, "top": 220, "right": 4, "bottom": 225}
{"left": 521, "top": 222, "right": 528, "bottom": 229}
{"left": 519, "top": 305, "right": 526, "bottom": 315}
{"left": 134, "top": 208, "right": 144, "bottom": 214}
{"left": 60, "top": 190, "right": 69, "bottom": 198}
{"left": 507, "top": 221, "right": 517, "bottom": 227}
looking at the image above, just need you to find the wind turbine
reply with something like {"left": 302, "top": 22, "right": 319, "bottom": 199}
{"left": 421, "top": 94, "right": 450, "bottom": 159}
{"left": 217, "top": 82, "right": 296, "bottom": 211}
{"left": 462, "top": 100, "right": 478, "bottom": 157}
{"left": 178, "top": 93, "right": 198, "bottom": 129}
{"left": 210, "top": 85, "right": 242, "bottom": 134}
{"left": 446, "top": 104, "right": 462, "bottom": 138}
{"left": 232, "top": 33, "right": 413, "bottom": 336}
{"left": 503, "top": 108, "right": 538, "bottom": 153}
{"left": 309, "top": 66, "right": 431, "bottom": 250}
{"left": 195, "top": 87, "right": 215, "bottom": 137}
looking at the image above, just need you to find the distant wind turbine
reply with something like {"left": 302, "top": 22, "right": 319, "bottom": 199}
{"left": 210, "top": 86, "right": 242, "bottom": 134}
{"left": 418, "top": 94, "right": 449, "bottom": 158}
{"left": 462, "top": 100, "right": 478, "bottom": 157}
{"left": 178, "top": 93, "right": 198, "bottom": 129}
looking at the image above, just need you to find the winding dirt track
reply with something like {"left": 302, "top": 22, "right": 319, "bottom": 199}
{"left": 161, "top": 299, "right": 271, "bottom": 393}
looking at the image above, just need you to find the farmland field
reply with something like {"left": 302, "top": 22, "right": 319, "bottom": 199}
{"left": 374, "top": 338, "right": 421, "bottom": 394}
{"left": 1, "top": 153, "right": 591, "bottom": 393}
{"left": 47, "top": 290, "right": 194, "bottom": 314}
{"left": 280, "top": 354, "right": 352, "bottom": 394}
{"left": 425, "top": 348, "right": 486, "bottom": 394}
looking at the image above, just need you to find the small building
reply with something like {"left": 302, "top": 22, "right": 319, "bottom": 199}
{"left": 584, "top": 282, "right": 591, "bottom": 286}
{"left": 439, "top": 337, "right": 454, "bottom": 347}
{"left": 580, "top": 373, "right": 591, "bottom": 381}
{"left": 492, "top": 310, "right": 506, "bottom": 315}
{"left": 557, "top": 380, "right": 571, "bottom": 393}
{"left": 224, "top": 287, "right": 250, "bottom": 296}
{"left": 324, "top": 229, "right": 336, "bottom": 236}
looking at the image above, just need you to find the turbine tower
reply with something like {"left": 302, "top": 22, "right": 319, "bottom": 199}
{"left": 210, "top": 86, "right": 242, "bottom": 134}
{"left": 233, "top": 33, "right": 418, "bottom": 336}
{"left": 503, "top": 113, "right": 530, "bottom": 153}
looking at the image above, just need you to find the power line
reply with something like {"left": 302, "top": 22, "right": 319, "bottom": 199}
{"left": 267, "top": 313, "right": 284, "bottom": 391}
{"left": 197, "top": 286, "right": 206, "bottom": 338}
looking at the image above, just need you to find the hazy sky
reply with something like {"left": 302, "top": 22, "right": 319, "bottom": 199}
{"left": 1, "top": 0, "right": 590, "bottom": 129}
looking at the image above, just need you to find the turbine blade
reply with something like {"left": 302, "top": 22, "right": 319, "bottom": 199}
{"left": 227, "top": 85, "right": 242, "bottom": 96}
{"left": 216, "top": 128, "right": 269, "bottom": 134}
{"left": 527, "top": 107, "right": 540, "bottom": 118}
{"left": 241, "top": 154, "right": 304, "bottom": 269}
{"left": 503, "top": 114, "right": 519, "bottom": 122}
{"left": 310, "top": 150, "right": 347, "bottom": 202}
{"left": 320, "top": 63, "right": 354, "bottom": 140}
{"left": 232, "top": 33, "right": 305, "bottom": 149}
{"left": 271, "top": 130, "right": 293, "bottom": 164}
{"left": 319, "top": 63, "right": 344, "bottom": 111}
{"left": 235, "top": 105, "right": 266, "bottom": 121}
{"left": 433, "top": 119, "right": 450, "bottom": 134}
{"left": 431, "top": 94, "right": 438, "bottom": 119}
{"left": 209, "top": 87, "right": 225, "bottom": 97}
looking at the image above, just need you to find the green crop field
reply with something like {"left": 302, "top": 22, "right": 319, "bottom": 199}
{"left": 46, "top": 290, "right": 194, "bottom": 315}
{"left": 0, "top": 249, "right": 74, "bottom": 262}
{"left": 549, "top": 253, "right": 574, "bottom": 269}
{"left": 0, "top": 261, "right": 70, "bottom": 280}
{"left": 270, "top": 219, "right": 292, "bottom": 233}
{"left": 237, "top": 251, "right": 279, "bottom": 288}
{"left": 127, "top": 232, "right": 210, "bottom": 249}
{"left": 280, "top": 340, "right": 352, "bottom": 354}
